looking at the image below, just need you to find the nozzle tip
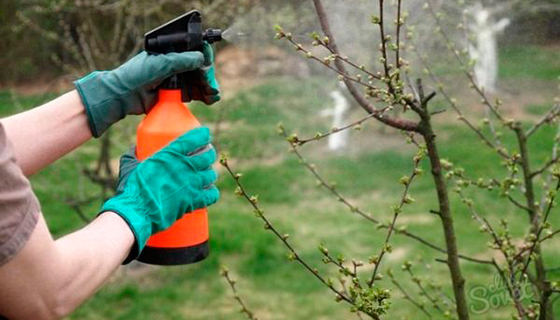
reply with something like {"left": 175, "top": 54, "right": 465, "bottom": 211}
{"left": 203, "top": 29, "right": 223, "bottom": 44}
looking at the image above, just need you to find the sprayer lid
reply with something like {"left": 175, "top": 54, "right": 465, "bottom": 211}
{"left": 145, "top": 10, "right": 204, "bottom": 54}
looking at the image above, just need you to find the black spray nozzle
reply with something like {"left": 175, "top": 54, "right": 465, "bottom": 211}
{"left": 144, "top": 10, "right": 222, "bottom": 54}
{"left": 144, "top": 10, "right": 223, "bottom": 92}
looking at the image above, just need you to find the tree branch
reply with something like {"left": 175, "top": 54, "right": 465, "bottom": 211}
{"left": 388, "top": 271, "right": 432, "bottom": 319}
{"left": 416, "top": 85, "right": 470, "bottom": 319}
{"left": 220, "top": 157, "right": 381, "bottom": 319}
{"left": 526, "top": 102, "right": 560, "bottom": 138}
{"left": 311, "top": 0, "right": 420, "bottom": 133}
{"left": 282, "top": 126, "right": 493, "bottom": 267}
{"left": 409, "top": 37, "right": 511, "bottom": 160}
{"left": 368, "top": 152, "right": 423, "bottom": 287}
{"left": 220, "top": 267, "right": 259, "bottom": 320}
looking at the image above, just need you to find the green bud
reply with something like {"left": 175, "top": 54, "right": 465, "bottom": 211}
{"left": 277, "top": 122, "right": 285, "bottom": 135}
{"left": 286, "top": 133, "right": 299, "bottom": 143}
{"left": 234, "top": 186, "right": 243, "bottom": 196}
{"left": 274, "top": 24, "right": 284, "bottom": 34}
{"left": 219, "top": 266, "right": 229, "bottom": 276}
{"left": 400, "top": 175, "right": 410, "bottom": 186}
{"left": 249, "top": 195, "right": 259, "bottom": 204}
{"left": 219, "top": 153, "right": 229, "bottom": 165}
{"left": 403, "top": 195, "right": 415, "bottom": 204}
{"left": 440, "top": 159, "right": 453, "bottom": 170}
{"left": 309, "top": 31, "right": 320, "bottom": 41}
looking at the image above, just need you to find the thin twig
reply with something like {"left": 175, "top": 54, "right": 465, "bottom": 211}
{"left": 405, "top": 268, "right": 446, "bottom": 315}
{"left": 283, "top": 127, "right": 493, "bottom": 266}
{"left": 493, "top": 260, "right": 528, "bottom": 318}
{"left": 294, "top": 113, "right": 377, "bottom": 146}
{"left": 526, "top": 102, "right": 560, "bottom": 138}
{"left": 286, "top": 37, "right": 378, "bottom": 92}
{"left": 377, "top": 0, "right": 391, "bottom": 82}
{"left": 311, "top": 0, "right": 421, "bottom": 133}
{"left": 530, "top": 155, "right": 560, "bottom": 179}
{"left": 220, "top": 268, "right": 259, "bottom": 320}
{"left": 424, "top": 0, "right": 507, "bottom": 125}
{"left": 539, "top": 123, "right": 560, "bottom": 212}
{"left": 281, "top": 128, "right": 380, "bottom": 225}
{"left": 388, "top": 273, "right": 432, "bottom": 319}
{"left": 520, "top": 179, "right": 560, "bottom": 276}
{"left": 395, "top": 0, "right": 403, "bottom": 74}
{"left": 368, "top": 153, "right": 423, "bottom": 287}
{"left": 409, "top": 37, "right": 511, "bottom": 160}
{"left": 220, "top": 157, "right": 381, "bottom": 320}
{"left": 456, "top": 189, "right": 527, "bottom": 317}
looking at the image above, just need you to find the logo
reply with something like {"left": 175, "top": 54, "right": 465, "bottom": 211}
{"left": 468, "top": 273, "right": 534, "bottom": 315}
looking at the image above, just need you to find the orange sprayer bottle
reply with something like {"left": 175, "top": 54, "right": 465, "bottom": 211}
{"left": 135, "top": 11, "right": 222, "bottom": 265}
{"left": 136, "top": 88, "right": 210, "bottom": 265}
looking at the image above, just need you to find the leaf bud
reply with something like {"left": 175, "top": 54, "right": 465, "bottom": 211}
{"left": 219, "top": 153, "right": 229, "bottom": 165}
{"left": 234, "top": 186, "right": 243, "bottom": 196}
{"left": 400, "top": 175, "right": 410, "bottom": 186}
{"left": 403, "top": 195, "right": 415, "bottom": 204}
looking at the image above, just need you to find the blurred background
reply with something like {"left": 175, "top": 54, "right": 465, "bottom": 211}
{"left": 1, "top": 0, "right": 560, "bottom": 319}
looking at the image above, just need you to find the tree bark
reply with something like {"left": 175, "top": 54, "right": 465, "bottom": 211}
{"left": 419, "top": 112, "right": 470, "bottom": 320}
{"left": 514, "top": 126, "right": 553, "bottom": 320}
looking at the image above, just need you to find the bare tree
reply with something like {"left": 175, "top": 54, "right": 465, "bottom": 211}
{"left": 220, "top": 0, "right": 560, "bottom": 319}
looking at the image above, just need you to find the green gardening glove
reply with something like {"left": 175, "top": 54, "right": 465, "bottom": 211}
{"left": 74, "top": 43, "right": 221, "bottom": 138}
{"left": 102, "top": 127, "right": 220, "bottom": 263}
{"left": 180, "top": 42, "right": 221, "bottom": 105}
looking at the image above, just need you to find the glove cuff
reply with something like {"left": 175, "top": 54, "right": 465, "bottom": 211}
{"left": 74, "top": 71, "right": 129, "bottom": 138}
{"left": 101, "top": 197, "right": 152, "bottom": 264}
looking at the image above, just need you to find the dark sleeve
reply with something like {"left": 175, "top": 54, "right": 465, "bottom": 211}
{"left": 0, "top": 122, "right": 40, "bottom": 267}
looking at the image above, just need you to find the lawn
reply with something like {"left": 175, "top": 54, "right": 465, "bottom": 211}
{"left": 1, "top": 44, "right": 560, "bottom": 319}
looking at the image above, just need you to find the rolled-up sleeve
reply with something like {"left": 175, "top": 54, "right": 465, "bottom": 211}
{"left": 0, "top": 122, "right": 40, "bottom": 266}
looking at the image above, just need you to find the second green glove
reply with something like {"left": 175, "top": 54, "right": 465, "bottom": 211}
{"left": 102, "top": 127, "right": 219, "bottom": 262}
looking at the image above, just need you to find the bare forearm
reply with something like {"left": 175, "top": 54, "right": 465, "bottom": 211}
{"left": 0, "top": 90, "right": 92, "bottom": 176}
{"left": 0, "top": 212, "right": 134, "bottom": 320}
{"left": 53, "top": 212, "right": 134, "bottom": 314}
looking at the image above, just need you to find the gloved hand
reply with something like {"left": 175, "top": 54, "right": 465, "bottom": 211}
{"left": 74, "top": 43, "right": 221, "bottom": 138}
{"left": 102, "top": 127, "right": 220, "bottom": 263}
{"left": 181, "top": 42, "right": 221, "bottom": 105}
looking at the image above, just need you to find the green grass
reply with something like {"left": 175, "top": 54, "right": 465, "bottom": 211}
{"left": 499, "top": 45, "right": 560, "bottom": 81}
{"left": 421, "top": 44, "right": 560, "bottom": 83}
{"left": 0, "top": 90, "right": 58, "bottom": 116}
{"left": 2, "top": 44, "right": 560, "bottom": 319}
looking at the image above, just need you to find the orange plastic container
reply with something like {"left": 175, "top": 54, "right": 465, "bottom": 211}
{"left": 136, "top": 89, "right": 209, "bottom": 265}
